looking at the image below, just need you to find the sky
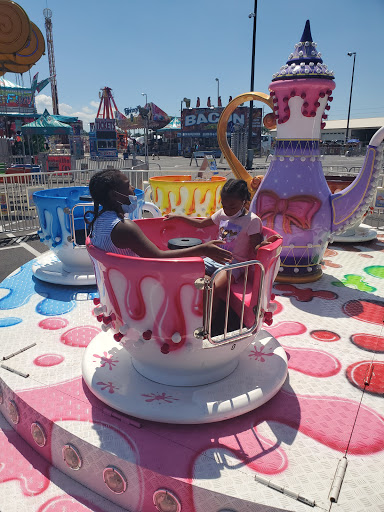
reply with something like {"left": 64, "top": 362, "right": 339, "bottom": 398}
{"left": 10, "top": 0, "right": 384, "bottom": 130}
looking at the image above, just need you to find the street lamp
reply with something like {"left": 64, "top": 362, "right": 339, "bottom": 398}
{"left": 345, "top": 52, "right": 356, "bottom": 145}
{"left": 246, "top": 0, "right": 258, "bottom": 170}
{"left": 215, "top": 78, "right": 220, "bottom": 106}
{"left": 141, "top": 92, "right": 149, "bottom": 166}
{"left": 180, "top": 98, "right": 191, "bottom": 156}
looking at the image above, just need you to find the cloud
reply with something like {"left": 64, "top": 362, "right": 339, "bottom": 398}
{"left": 35, "top": 94, "right": 97, "bottom": 127}
{"left": 35, "top": 94, "right": 52, "bottom": 108}
{"left": 58, "top": 103, "right": 73, "bottom": 114}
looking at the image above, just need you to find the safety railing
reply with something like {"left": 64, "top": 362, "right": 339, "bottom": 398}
{"left": 0, "top": 168, "right": 158, "bottom": 233}
{"left": 69, "top": 202, "right": 93, "bottom": 247}
{"left": 201, "top": 260, "right": 265, "bottom": 346}
{"left": 322, "top": 165, "right": 349, "bottom": 175}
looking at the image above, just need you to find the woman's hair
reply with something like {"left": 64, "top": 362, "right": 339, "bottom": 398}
{"left": 221, "top": 179, "right": 250, "bottom": 202}
{"left": 85, "top": 169, "right": 126, "bottom": 234}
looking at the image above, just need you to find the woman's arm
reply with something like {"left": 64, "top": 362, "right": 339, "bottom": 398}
{"left": 111, "top": 219, "right": 232, "bottom": 263}
{"left": 163, "top": 213, "right": 214, "bottom": 228}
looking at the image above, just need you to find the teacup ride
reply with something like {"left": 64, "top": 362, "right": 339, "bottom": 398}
{"left": 147, "top": 174, "right": 226, "bottom": 216}
{"left": 326, "top": 175, "right": 377, "bottom": 243}
{"left": 83, "top": 217, "right": 288, "bottom": 424}
{"left": 33, "top": 186, "right": 160, "bottom": 286}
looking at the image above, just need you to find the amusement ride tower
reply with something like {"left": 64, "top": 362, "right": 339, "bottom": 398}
{"left": 43, "top": 8, "right": 59, "bottom": 115}
{"left": 96, "top": 87, "right": 119, "bottom": 119}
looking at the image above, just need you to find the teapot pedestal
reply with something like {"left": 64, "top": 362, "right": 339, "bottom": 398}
{"left": 82, "top": 330, "right": 288, "bottom": 425}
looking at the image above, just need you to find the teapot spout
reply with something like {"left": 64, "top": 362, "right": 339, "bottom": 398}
{"left": 331, "top": 126, "right": 384, "bottom": 235}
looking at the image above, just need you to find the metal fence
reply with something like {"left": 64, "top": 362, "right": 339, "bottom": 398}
{"left": 0, "top": 168, "right": 154, "bottom": 233}
{"left": 1, "top": 165, "right": 383, "bottom": 234}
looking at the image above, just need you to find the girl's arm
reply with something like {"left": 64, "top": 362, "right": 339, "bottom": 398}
{"left": 251, "top": 233, "right": 282, "bottom": 251}
{"left": 111, "top": 219, "right": 232, "bottom": 263}
{"left": 249, "top": 232, "right": 263, "bottom": 251}
{"left": 163, "top": 213, "right": 214, "bottom": 228}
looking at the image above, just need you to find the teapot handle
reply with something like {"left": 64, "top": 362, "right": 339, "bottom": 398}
{"left": 217, "top": 92, "right": 275, "bottom": 196}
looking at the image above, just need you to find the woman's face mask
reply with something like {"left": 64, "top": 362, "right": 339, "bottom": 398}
{"left": 221, "top": 197, "right": 246, "bottom": 219}
{"left": 226, "top": 207, "right": 245, "bottom": 220}
{"left": 115, "top": 191, "right": 138, "bottom": 214}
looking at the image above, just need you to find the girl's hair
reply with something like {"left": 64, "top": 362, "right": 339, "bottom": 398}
{"left": 85, "top": 169, "right": 125, "bottom": 234}
{"left": 221, "top": 179, "right": 250, "bottom": 202}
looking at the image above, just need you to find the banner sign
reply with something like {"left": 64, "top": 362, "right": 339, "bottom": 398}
{"left": 47, "top": 155, "right": 73, "bottom": 172}
{"left": 0, "top": 87, "right": 36, "bottom": 114}
{"left": 181, "top": 107, "right": 262, "bottom": 140}
{"left": 95, "top": 118, "right": 116, "bottom": 131}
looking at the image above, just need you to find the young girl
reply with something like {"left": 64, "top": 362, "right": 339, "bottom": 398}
{"left": 86, "top": 169, "right": 233, "bottom": 265}
{"left": 165, "top": 178, "right": 280, "bottom": 278}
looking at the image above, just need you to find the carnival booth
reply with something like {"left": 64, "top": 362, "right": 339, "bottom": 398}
{"left": 158, "top": 116, "right": 181, "bottom": 156}
{"left": 21, "top": 109, "right": 74, "bottom": 171}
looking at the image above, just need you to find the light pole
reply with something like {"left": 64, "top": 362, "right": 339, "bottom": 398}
{"left": 246, "top": 0, "right": 257, "bottom": 170}
{"left": 345, "top": 52, "right": 356, "bottom": 145}
{"left": 215, "top": 78, "right": 220, "bottom": 106}
{"left": 141, "top": 92, "right": 149, "bottom": 166}
{"left": 180, "top": 98, "right": 191, "bottom": 156}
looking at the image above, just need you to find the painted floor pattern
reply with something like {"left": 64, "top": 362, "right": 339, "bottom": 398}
{"left": 0, "top": 234, "right": 383, "bottom": 512}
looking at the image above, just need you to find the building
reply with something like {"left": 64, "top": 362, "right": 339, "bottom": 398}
{"left": 270, "top": 117, "right": 384, "bottom": 145}
{"left": 320, "top": 117, "right": 384, "bottom": 145}
{"left": 0, "top": 77, "right": 38, "bottom": 137}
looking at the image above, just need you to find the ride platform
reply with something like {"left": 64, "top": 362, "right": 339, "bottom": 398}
{"left": 0, "top": 234, "right": 383, "bottom": 512}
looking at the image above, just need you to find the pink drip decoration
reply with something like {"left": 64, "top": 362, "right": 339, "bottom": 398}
{"left": 34, "top": 354, "right": 65, "bottom": 367}
{"left": 16, "top": 374, "right": 384, "bottom": 486}
{"left": 346, "top": 360, "right": 384, "bottom": 396}
{"left": 0, "top": 429, "right": 50, "bottom": 495}
{"left": 38, "top": 318, "right": 69, "bottom": 330}
{"left": 351, "top": 333, "right": 384, "bottom": 353}
{"left": 285, "top": 346, "right": 341, "bottom": 377}
{"left": 125, "top": 276, "right": 146, "bottom": 321}
{"left": 60, "top": 326, "right": 101, "bottom": 348}
{"left": 153, "top": 286, "right": 186, "bottom": 350}
{"left": 343, "top": 299, "right": 384, "bottom": 326}
{"left": 271, "top": 81, "right": 334, "bottom": 124}
{"left": 275, "top": 284, "right": 338, "bottom": 302}
{"left": 267, "top": 321, "right": 341, "bottom": 377}
{"left": 310, "top": 330, "right": 341, "bottom": 342}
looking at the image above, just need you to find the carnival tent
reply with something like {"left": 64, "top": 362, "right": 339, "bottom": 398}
{"left": 158, "top": 117, "right": 181, "bottom": 132}
{"left": 117, "top": 102, "right": 170, "bottom": 131}
{"left": 21, "top": 109, "right": 73, "bottom": 135}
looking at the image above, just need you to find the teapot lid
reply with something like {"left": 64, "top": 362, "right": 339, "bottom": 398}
{"left": 272, "top": 20, "right": 334, "bottom": 82}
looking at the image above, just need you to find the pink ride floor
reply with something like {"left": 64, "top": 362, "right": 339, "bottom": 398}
{"left": 0, "top": 234, "right": 384, "bottom": 511}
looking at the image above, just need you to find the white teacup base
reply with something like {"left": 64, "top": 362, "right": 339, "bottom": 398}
{"left": 332, "top": 223, "right": 377, "bottom": 243}
{"left": 32, "top": 251, "right": 96, "bottom": 286}
{"left": 82, "top": 330, "right": 288, "bottom": 424}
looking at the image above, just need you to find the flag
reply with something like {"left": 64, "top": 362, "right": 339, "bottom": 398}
{"left": 31, "top": 72, "right": 39, "bottom": 92}
{"left": 35, "top": 77, "right": 52, "bottom": 93}
{"left": 115, "top": 110, "right": 126, "bottom": 120}
{"left": 207, "top": 96, "right": 211, "bottom": 107}
{"left": 218, "top": 96, "right": 222, "bottom": 107}
{"left": 196, "top": 97, "right": 200, "bottom": 108}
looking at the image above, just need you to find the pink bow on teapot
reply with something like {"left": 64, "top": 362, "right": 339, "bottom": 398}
{"left": 256, "top": 190, "right": 321, "bottom": 234}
